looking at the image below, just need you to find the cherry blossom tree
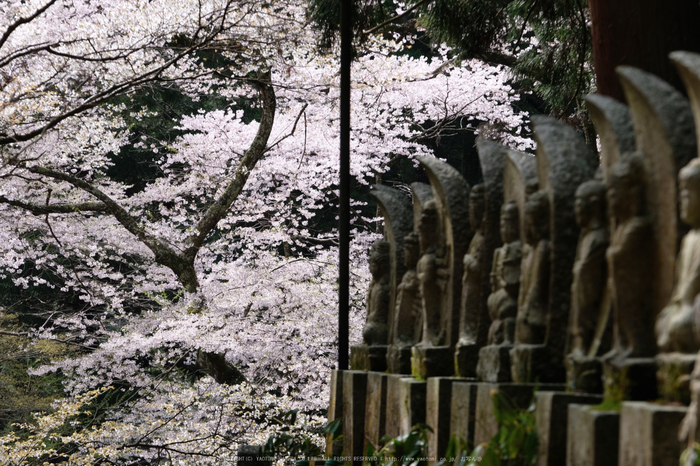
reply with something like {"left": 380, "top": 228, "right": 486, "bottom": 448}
{"left": 0, "top": 0, "right": 531, "bottom": 462}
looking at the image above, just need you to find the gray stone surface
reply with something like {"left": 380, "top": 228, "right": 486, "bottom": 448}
{"left": 426, "top": 377, "right": 463, "bottom": 463}
{"left": 398, "top": 378, "right": 427, "bottom": 435}
{"left": 449, "top": 381, "right": 479, "bottom": 450}
{"left": 473, "top": 383, "right": 564, "bottom": 448}
{"left": 585, "top": 93, "right": 635, "bottom": 180}
{"left": 326, "top": 370, "right": 343, "bottom": 458}
{"left": 567, "top": 404, "right": 619, "bottom": 466}
{"left": 385, "top": 374, "right": 414, "bottom": 438}
{"left": 364, "top": 372, "right": 388, "bottom": 451}
{"left": 535, "top": 391, "right": 602, "bottom": 466}
{"left": 619, "top": 401, "right": 687, "bottom": 466}
{"left": 342, "top": 370, "right": 368, "bottom": 463}
{"left": 413, "top": 156, "right": 471, "bottom": 378}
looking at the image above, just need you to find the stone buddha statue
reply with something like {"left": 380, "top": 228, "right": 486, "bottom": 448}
{"left": 486, "top": 201, "right": 522, "bottom": 346}
{"left": 656, "top": 158, "right": 700, "bottom": 354}
{"left": 363, "top": 239, "right": 391, "bottom": 345}
{"left": 393, "top": 231, "right": 423, "bottom": 346}
{"left": 516, "top": 190, "right": 551, "bottom": 346}
{"left": 569, "top": 179, "right": 610, "bottom": 358}
{"left": 604, "top": 153, "right": 654, "bottom": 362}
{"left": 458, "top": 183, "right": 486, "bottom": 347}
{"left": 416, "top": 199, "right": 449, "bottom": 347}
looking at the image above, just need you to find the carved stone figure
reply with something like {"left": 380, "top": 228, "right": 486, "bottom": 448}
{"left": 566, "top": 179, "right": 611, "bottom": 393}
{"left": 604, "top": 153, "right": 655, "bottom": 363}
{"left": 363, "top": 239, "right": 391, "bottom": 346}
{"left": 416, "top": 199, "right": 449, "bottom": 347}
{"left": 387, "top": 232, "right": 423, "bottom": 373}
{"left": 515, "top": 189, "right": 551, "bottom": 346}
{"left": 656, "top": 159, "right": 700, "bottom": 354}
{"left": 487, "top": 201, "right": 522, "bottom": 346}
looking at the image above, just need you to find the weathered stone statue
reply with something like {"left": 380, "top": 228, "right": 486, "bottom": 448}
{"left": 412, "top": 157, "right": 471, "bottom": 378}
{"left": 387, "top": 232, "right": 423, "bottom": 374}
{"left": 604, "top": 153, "right": 655, "bottom": 361}
{"left": 416, "top": 199, "right": 449, "bottom": 347}
{"left": 566, "top": 179, "right": 611, "bottom": 393}
{"left": 363, "top": 239, "right": 392, "bottom": 346}
{"left": 476, "top": 201, "right": 522, "bottom": 382}
{"left": 515, "top": 189, "right": 551, "bottom": 348}
{"left": 655, "top": 159, "right": 700, "bottom": 402}
{"left": 455, "top": 184, "right": 486, "bottom": 375}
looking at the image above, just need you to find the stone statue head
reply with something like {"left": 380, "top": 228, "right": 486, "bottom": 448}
{"left": 418, "top": 199, "right": 440, "bottom": 252}
{"left": 607, "top": 152, "right": 645, "bottom": 222}
{"left": 469, "top": 183, "right": 486, "bottom": 232}
{"left": 500, "top": 201, "right": 519, "bottom": 244}
{"left": 369, "top": 239, "right": 391, "bottom": 279}
{"left": 524, "top": 190, "right": 550, "bottom": 244}
{"left": 679, "top": 158, "right": 700, "bottom": 229}
{"left": 403, "top": 232, "right": 420, "bottom": 269}
{"left": 575, "top": 179, "right": 607, "bottom": 229}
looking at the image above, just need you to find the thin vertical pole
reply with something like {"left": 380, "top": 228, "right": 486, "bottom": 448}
{"left": 338, "top": 0, "right": 352, "bottom": 370}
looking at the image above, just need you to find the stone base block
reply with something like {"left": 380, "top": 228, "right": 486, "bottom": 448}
{"left": 412, "top": 345, "right": 454, "bottom": 379}
{"left": 450, "top": 381, "right": 479, "bottom": 451}
{"left": 566, "top": 404, "right": 619, "bottom": 466}
{"left": 342, "top": 370, "right": 368, "bottom": 463}
{"left": 511, "top": 344, "right": 565, "bottom": 383}
{"left": 566, "top": 354, "right": 604, "bottom": 394}
{"left": 365, "top": 372, "right": 388, "bottom": 450}
{"left": 385, "top": 374, "right": 413, "bottom": 438}
{"left": 455, "top": 342, "right": 480, "bottom": 378}
{"left": 535, "top": 391, "right": 602, "bottom": 466}
{"left": 656, "top": 352, "right": 696, "bottom": 404}
{"left": 619, "top": 401, "right": 687, "bottom": 466}
{"left": 473, "top": 382, "right": 564, "bottom": 447}
{"left": 350, "top": 344, "right": 387, "bottom": 372}
{"left": 476, "top": 344, "right": 512, "bottom": 382}
{"left": 427, "top": 377, "right": 468, "bottom": 464}
{"left": 603, "top": 357, "right": 657, "bottom": 401}
{"left": 326, "top": 370, "right": 344, "bottom": 458}
{"left": 398, "top": 378, "right": 427, "bottom": 435}
{"left": 387, "top": 344, "right": 412, "bottom": 374}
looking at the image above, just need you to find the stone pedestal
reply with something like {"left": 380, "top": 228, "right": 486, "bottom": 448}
{"left": 350, "top": 344, "right": 387, "bottom": 372}
{"left": 387, "top": 344, "right": 412, "bottom": 374}
{"left": 656, "top": 352, "right": 696, "bottom": 404}
{"left": 511, "top": 344, "right": 565, "bottom": 383}
{"left": 476, "top": 345, "right": 512, "bottom": 382}
{"left": 326, "top": 370, "right": 344, "bottom": 458}
{"left": 385, "top": 375, "right": 413, "bottom": 438}
{"left": 399, "top": 378, "right": 427, "bottom": 435}
{"left": 365, "top": 372, "right": 388, "bottom": 451}
{"left": 535, "top": 391, "right": 602, "bottom": 466}
{"left": 619, "top": 401, "right": 687, "bottom": 466}
{"left": 455, "top": 342, "right": 480, "bottom": 378}
{"left": 342, "top": 370, "right": 368, "bottom": 463}
{"left": 449, "top": 381, "right": 479, "bottom": 451}
{"left": 426, "top": 377, "right": 467, "bottom": 463}
{"left": 603, "top": 357, "right": 657, "bottom": 401}
{"left": 412, "top": 345, "right": 454, "bottom": 378}
{"left": 566, "top": 404, "right": 619, "bottom": 466}
{"left": 473, "top": 383, "right": 564, "bottom": 447}
{"left": 566, "top": 354, "right": 604, "bottom": 394}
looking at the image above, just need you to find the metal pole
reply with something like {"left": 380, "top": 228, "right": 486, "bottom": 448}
{"left": 338, "top": 0, "right": 352, "bottom": 370}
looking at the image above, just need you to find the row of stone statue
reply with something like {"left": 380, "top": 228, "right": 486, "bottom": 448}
{"left": 349, "top": 51, "right": 700, "bottom": 445}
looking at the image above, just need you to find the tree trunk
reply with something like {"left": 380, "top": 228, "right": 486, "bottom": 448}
{"left": 588, "top": 0, "right": 700, "bottom": 101}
